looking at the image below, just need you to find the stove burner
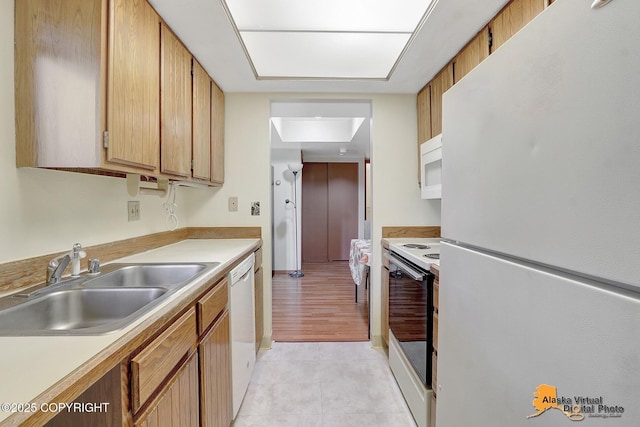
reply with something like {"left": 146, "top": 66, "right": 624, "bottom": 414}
{"left": 403, "top": 244, "right": 431, "bottom": 250}
{"left": 423, "top": 253, "right": 440, "bottom": 259}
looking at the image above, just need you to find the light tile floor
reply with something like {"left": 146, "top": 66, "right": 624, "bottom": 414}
{"left": 233, "top": 342, "right": 417, "bottom": 427}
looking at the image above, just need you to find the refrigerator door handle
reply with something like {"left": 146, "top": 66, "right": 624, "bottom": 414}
{"left": 384, "top": 253, "right": 426, "bottom": 281}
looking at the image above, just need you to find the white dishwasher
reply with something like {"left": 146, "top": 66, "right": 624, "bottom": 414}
{"left": 228, "top": 253, "right": 256, "bottom": 419}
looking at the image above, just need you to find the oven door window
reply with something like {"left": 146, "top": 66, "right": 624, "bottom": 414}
{"left": 389, "top": 267, "right": 429, "bottom": 386}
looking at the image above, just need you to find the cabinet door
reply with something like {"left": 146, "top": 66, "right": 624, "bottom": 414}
{"left": 15, "top": 0, "right": 104, "bottom": 168}
{"left": 199, "top": 311, "right": 232, "bottom": 427}
{"left": 255, "top": 266, "right": 264, "bottom": 353}
{"left": 381, "top": 266, "right": 390, "bottom": 346}
{"left": 160, "top": 23, "right": 192, "bottom": 177}
{"left": 489, "top": 0, "right": 545, "bottom": 52}
{"left": 454, "top": 27, "right": 490, "bottom": 83}
{"left": 192, "top": 60, "right": 212, "bottom": 181}
{"left": 417, "top": 85, "right": 432, "bottom": 144}
{"left": 430, "top": 64, "right": 453, "bottom": 136}
{"left": 211, "top": 82, "right": 225, "bottom": 185}
{"left": 107, "top": 0, "right": 160, "bottom": 171}
{"left": 417, "top": 85, "right": 431, "bottom": 186}
{"left": 136, "top": 353, "right": 200, "bottom": 427}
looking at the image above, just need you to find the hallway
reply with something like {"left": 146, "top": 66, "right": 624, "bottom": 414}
{"left": 272, "top": 262, "right": 369, "bottom": 342}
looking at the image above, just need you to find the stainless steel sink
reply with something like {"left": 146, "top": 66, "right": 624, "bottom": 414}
{"left": 83, "top": 263, "right": 212, "bottom": 288}
{"left": 0, "top": 287, "right": 167, "bottom": 335}
{"left": 0, "top": 262, "right": 219, "bottom": 335}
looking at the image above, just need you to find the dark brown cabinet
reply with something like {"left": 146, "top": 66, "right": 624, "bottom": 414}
{"left": 302, "top": 163, "right": 359, "bottom": 262}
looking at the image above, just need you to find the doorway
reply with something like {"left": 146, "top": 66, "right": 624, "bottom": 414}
{"left": 270, "top": 99, "right": 372, "bottom": 342}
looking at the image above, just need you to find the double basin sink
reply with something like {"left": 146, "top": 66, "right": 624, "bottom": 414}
{"left": 0, "top": 263, "right": 219, "bottom": 335}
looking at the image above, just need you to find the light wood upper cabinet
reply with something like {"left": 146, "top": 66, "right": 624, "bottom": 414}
{"left": 15, "top": 0, "right": 225, "bottom": 187}
{"left": 107, "top": 0, "right": 160, "bottom": 171}
{"left": 211, "top": 82, "right": 225, "bottom": 185}
{"left": 15, "top": 0, "right": 105, "bottom": 168}
{"left": 454, "top": 27, "right": 490, "bottom": 83}
{"left": 430, "top": 64, "right": 454, "bottom": 137}
{"left": 192, "top": 60, "right": 212, "bottom": 181}
{"left": 417, "top": 85, "right": 432, "bottom": 144}
{"left": 160, "top": 23, "right": 192, "bottom": 178}
{"left": 489, "top": 0, "right": 545, "bottom": 53}
{"left": 417, "top": 85, "right": 431, "bottom": 186}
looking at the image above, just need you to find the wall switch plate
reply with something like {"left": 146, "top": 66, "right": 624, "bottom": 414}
{"left": 228, "top": 196, "right": 238, "bottom": 212}
{"left": 128, "top": 201, "right": 140, "bottom": 221}
{"left": 251, "top": 202, "right": 260, "bottom": 216}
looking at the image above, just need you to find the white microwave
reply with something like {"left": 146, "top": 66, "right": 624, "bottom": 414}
{"left": 420, "top": 134, "right": 442, "bottom": 199}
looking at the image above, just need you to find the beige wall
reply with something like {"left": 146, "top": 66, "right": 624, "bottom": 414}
{"left": 0, "top": 0, "right": 188, "bottom": 263}
{"left": 185, "top": 92, "right": 442, "bottom": 346}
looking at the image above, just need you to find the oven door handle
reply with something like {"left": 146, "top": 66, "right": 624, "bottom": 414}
{"left": 384, "top": 253, "right": 426, "bottom": 281}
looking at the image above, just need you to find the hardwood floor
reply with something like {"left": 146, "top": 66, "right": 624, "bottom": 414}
{"left": 272, "top": 261, "right": 369, "bottom": 342}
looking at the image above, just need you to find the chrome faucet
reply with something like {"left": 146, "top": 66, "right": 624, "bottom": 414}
{"left": 46, "top": 253, "right": 72, "bottom": 285}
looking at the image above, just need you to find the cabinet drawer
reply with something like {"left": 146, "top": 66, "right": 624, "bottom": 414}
{"left": 131, "top": 307, "right": 197, "bottom": 412}
{"left": 254, "top": 247, "right": 263, "bottom": 272}
{"left": 197, "top": 278, "right": 228, "bottom": 335}
{"left": 433, "top": 311, "right": 438, "bottom": 352}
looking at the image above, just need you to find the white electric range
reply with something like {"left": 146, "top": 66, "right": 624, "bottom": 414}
{"left": 385, "top": 237, "right": 440, "bottom": 427}
{"left": 388, "top": 238, "right": 441, "bottom": 271}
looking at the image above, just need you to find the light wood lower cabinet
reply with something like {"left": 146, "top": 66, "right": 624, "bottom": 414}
{"left": 130, "top": 279, "right": 233, "bottom": 427}
{"left": 136, "top": 352, "right": 200, "bottom": 427}
{"left": 131, "top": 308, "right": 197, "bottom": 412}
{"left": 199, "top": 311, "right": 232, "bottom": 427}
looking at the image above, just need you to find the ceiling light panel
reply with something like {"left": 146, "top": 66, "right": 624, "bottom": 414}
{"left": 272, "top": 117, "right": 365, "bottom": 143}
{"left": 222, "top": 0, "right": 436, "bottom": 79}
{"left": 226, "top": 0, "right": 431, "bottom": 32}
{"left": 241, "top": 32, "right": 410, "bottom": 79}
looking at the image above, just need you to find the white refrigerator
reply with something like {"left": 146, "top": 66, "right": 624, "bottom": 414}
{"left": 438, "top": 0, "right": 640, "bottom": 426}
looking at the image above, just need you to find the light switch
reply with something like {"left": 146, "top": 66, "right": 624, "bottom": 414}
{"left": 229, "top": 196, "right": 238, "bottom": 212}
{"left": 128, "top": 201, "right": 140, "bottom": 221}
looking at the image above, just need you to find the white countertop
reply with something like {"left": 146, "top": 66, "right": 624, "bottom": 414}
{"left": 0, "top": 239, "right": 259, "bottom": 425}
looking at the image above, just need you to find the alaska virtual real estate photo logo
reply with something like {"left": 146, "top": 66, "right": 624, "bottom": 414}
{"left": 527, "top": 384, "right": 625, "bottom": 421}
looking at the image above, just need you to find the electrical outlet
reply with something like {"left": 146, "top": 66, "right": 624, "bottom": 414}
{"left": 228, "top": 196, "right": 238, "bottom": 212}
{"left": 251, "top": 202, "right": 260, "bottom": 216}
{"left": 128, "top": 201, "right": 140, "bottom": 221}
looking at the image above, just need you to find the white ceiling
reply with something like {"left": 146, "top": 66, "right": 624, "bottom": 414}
{"left": 149, "top": 0, "right": 510, "bottom": 94}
